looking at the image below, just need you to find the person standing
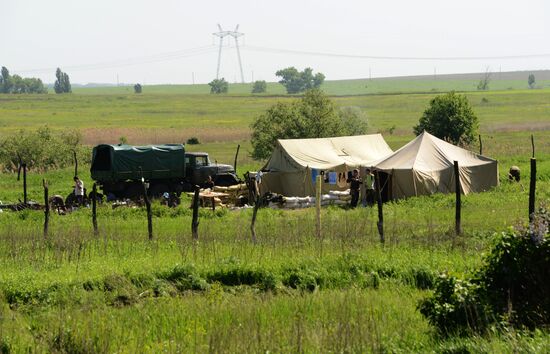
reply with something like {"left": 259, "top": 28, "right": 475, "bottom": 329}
{"left": 347, "top": 169, "right": 362, "bottom": 208}
{"left": 73, "top": 176, "right": 84, "bottom": 206}
{"left": 363, "top": 168, "right": 375, "bottom": 206}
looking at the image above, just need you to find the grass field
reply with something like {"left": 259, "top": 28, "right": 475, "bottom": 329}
{"left": 0, "top": 78, "right": 549, "bottom": 352}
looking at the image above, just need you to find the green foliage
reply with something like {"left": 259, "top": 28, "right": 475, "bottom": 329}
{"left": 0, "top": 126, "right": 85, "bottom": 172}
{"left": 338, "top": 106, "right": 368, "bottom": 135}
{"left": 479, "top": 206, "right": 550, "bottom": 328}
{"left": 413, "top": 91, "right": 479, "bottom": 145}
{"left": 418, "top": 273, "right": 489, "bottom": 335}
{"left": 133, "top": 83, "right": 142, "bottom": 94}
{"left": 528, "top": 74, "right": 536, "bottom": 89}
{"left": 250, "top": 89, "right": 367, "bottom": 159}
{"left": 186, "top": 137, "right": 200, "bottom": 145}
{"left": 419, "top": 206, "right": 550, "bottom": 335}
{"left": 0, "top": 66, "right": 47, "bottom": 94}
{"left": 251, "top": 80, "right": 267, "bottom": 94}
{"left": 208, "top": 78, "right": 228, "bottom": 94}
{"left": 54, "top": 68, "right": 71, "bottom": 94}
{"left": 275, "top": 67, "right": 325, "bottom": 94}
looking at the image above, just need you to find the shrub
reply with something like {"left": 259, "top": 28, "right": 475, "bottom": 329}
{"left": 418, "top": 205, "right": 550, "bottom": 335}
{"left": 186, "top": 137, "right": 200, "bottom": 145}
{"left": 251, "top": 80, "right": 267, "bottom": 94}
{"left": 0, "top": 127, "right": 87, "bottom": 172}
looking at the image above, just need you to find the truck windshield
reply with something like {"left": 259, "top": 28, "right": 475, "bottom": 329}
{"left": 195, "top": 156, "right": 208, "bottom": 166}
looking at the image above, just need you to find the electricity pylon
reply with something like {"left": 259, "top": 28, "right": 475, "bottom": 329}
{"left": 213, "top": 24, "right": 245, "bottom": 83}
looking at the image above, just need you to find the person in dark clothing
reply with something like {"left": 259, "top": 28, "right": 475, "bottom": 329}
{"left": 347, "top": 169, "right": 362, "bottom": 208}
{"left": 204, "top": 175, "right": 215, "bottom": 189}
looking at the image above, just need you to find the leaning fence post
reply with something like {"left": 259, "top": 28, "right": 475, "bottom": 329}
{"left": 529, "top": 135, "right": 536, "bottom": 222}
{"left": 142, "top": 180, "right": 153, "bottom": 240}
{"left": 250, "top": 180, "right": 261, "bottom": 243}
{"left": 454, "top": 161, "right": 462, "bottom": 236}
{"left": 43, "top": 179, "right": 49, "bottom": 237}
{"left": 374, "top": 171, "right": 384, "bottom": 244}
{"left": 92, "top": 183, "right": 98, "bottom": 236}
{"left": 192, "top": 185, "right": 200, "bottom": 240}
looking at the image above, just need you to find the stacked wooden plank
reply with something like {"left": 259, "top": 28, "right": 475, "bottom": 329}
{"left": 212, "top": 183, "right": 249, "bottom": 206}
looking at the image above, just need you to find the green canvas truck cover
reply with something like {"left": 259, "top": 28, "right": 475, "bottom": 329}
{"left": 91, "top": 144, "right": 185, "bottom": 182}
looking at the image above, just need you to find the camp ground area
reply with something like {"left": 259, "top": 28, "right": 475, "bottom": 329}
{"left": 258, "top": 132, "right": 499, "bottom": 205}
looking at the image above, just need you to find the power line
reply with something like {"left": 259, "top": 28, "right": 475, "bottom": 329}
{"left": 13, "top": 45, "right": 218, "bottom": 74}
{"left": 243, "top": 45, "right": 550, "bottom": 61}
{"left": 11, "top": 42, "right": 550, "bottom": 77}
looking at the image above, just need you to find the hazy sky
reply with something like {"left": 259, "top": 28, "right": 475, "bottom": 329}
{"left": 2, "top": 0, "right": 549, "bottom": 84}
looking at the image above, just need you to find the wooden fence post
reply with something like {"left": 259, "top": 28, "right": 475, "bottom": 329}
{"left": 73, "top": 150, "right": 78, "bottom": 177}
{"left": 529, "top": 158, "right": 536, "bottom": 222}
{"left": 528, "top": 135, "right": 536, "bottom": 222}
{"left": 142, "top": 181, "right": 153, "bottom": 240}
{"left": 192, "top": 185, "right": 200, "bottom": 240}
{"left": 92, "top": 183, "right": 98, "bottom": 236}
{"left": 374, "top": 171, "right": 384, "bottom": 244}
{"left": 43, "top": 179, "right": 49, "bottom": 237}
{"left": 454, "top": 161, "right": 462, "bottom": 236}
{"left": 250, "top": 180, "right": 261, "bottom": 243}
{"left": 233, "top": 144, "right": 240, "bottom": 173}
{"left": 23, "top": 163, "right": 27, "bottom": 205}
{"left": 478, "top": 135, "right": 483, "bottom": 155}
{"left": 316, "top": 175, "right": 322, "bottom": 239}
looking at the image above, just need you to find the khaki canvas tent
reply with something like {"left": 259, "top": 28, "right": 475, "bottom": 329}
{"left": 260, "top": 134, "right": 393, "bottom": 196}
{"left": 372, "top": 131, "right": 498, "bottom": 199}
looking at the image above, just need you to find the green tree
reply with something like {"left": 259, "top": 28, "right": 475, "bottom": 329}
{"left": 54, "top": 68, "right": 71, "bottom": 94}
{"left": 208, "top": 78, "right": 228, "bottom": 94}
{"left": 134, "top": 83, "right": 142, "bottom": 94}
{"left": 528, "top": 73, "right": 536, "bottom": 89}
{"left": 0, "top": 67, "right": 46, "bottom": 94}
{"left": 251, "top": 80, "right": 267, "bottom": 94}
{"left": 275, "top": 67, "right": 325, "bottom": 94}
{"left": 1, "top": 66, "right": 13, "bottom": 93}
{"left": 413, "top": 92, "right": 479, "bottom": 145}
{"left": 250, "top": 89, "right": 366, "bottom": 159}
{"left": 338, "top": 106, "right": 368, "bottom": 135}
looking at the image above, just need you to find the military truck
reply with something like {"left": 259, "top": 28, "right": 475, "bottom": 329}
{"left": 90, "top": 144, "right": 240, "bottom": 199}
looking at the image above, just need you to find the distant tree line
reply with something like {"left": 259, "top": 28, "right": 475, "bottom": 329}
{"left": 0, "top": 66, "right": 47, "bottom": 94}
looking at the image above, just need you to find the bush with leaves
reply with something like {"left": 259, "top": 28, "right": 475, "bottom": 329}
{"left": 208, "top": 78, "right": 228, "bottom": 94}
{"left": 528, "top": 74, "right": 536, "bottom": 89}
{"left": 413, "top": 91, "right": 479, "bottom": 145}
{"left": 251, "top": 80, "right": 267, "bottom": 94}
{"left": 418, "top": 205, "right": 550, "bottom": 335}
{"left": 0, "top": 127, "right": 87, "bottom": 172}
{"left": 275, "top": 67, "right": 325, "bottom": 94}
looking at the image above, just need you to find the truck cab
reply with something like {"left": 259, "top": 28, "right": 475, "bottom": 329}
{"left": 185, "top": 152, "right": 240, "bottom": 188}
